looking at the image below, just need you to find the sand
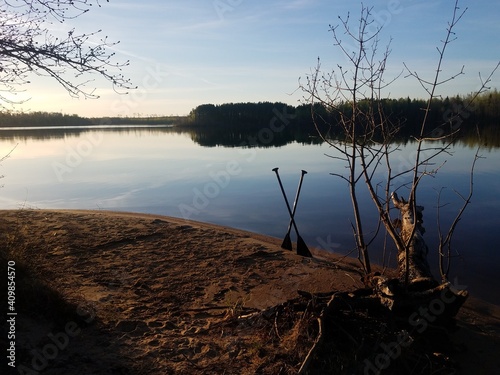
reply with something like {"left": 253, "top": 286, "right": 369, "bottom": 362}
{"left": 0, "top": 209, "right": 498, "bottom": 374}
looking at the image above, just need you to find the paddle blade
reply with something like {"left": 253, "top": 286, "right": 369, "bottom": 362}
{"left": 297, "top": 236, "right": 312, "bottom": 258}
{"left": 281, "top": 233, "right": 293, "bottom": 251}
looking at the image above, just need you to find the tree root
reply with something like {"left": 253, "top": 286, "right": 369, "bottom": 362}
{"left": 236, "top": 280, "right": 468, "bottom": 374}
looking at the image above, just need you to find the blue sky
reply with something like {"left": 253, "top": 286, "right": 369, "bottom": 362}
{"left": 16, "top": 0, "right": 500, "bottom": 117}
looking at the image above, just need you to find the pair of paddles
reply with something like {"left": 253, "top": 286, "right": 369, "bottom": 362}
{"left": 272, "top": 167, "right": 312, "bottom": 258}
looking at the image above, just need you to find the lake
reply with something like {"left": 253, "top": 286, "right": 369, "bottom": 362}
{"left": 1, "top": 125, "right": 499, "bottom": 304}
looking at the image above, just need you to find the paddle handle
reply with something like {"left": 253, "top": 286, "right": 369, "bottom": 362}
{"left": 272, "top": 168, "right": 300, "bottom": 234}
{"left": 287, "top": 170, "right": 307, "bottom": 233}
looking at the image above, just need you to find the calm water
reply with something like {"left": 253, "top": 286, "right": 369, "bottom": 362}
{"left": 1, "top": 126, "right": 499, "bottom": 304}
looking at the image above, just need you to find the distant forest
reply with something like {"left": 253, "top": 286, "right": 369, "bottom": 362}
{"left": 0, "top": 91, "right": 498, "bottom": 144}
{"left": 186, "top": 90, "right": 500, "bottom": 131}
{"left": 183, "top": 91, "right": 500, "bottom": 146}
{"left": 0, "top": 111, "right": 182, "bottom": 127}
{"left": 0, "top": 111, "right": 93, "bottom": 127}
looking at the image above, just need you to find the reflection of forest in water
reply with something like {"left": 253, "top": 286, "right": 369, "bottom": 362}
{"left": 0, "top": 126, "right": 176, "bottom": 143}
{"left": 180, "top": 122, "right": 500, "bottom": 149}
{"left": 1, "top": 122, "right": 499, "bottom": 149}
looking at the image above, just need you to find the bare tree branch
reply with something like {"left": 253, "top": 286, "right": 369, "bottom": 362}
{"left": 0, "top": 0, "right": 135, "bottom": 108}
{"left": 299, "top": 0, "right": 497, "bottom": 289}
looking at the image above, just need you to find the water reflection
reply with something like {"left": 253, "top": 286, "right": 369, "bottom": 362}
{"left": 0, "top": 125, "right": 176, "bottom": 142}
{"left": 2, "top": 123, "right": 498, "bottom": 149}
{"left": 0, "top": 126, "right": 499, "bottom": 304}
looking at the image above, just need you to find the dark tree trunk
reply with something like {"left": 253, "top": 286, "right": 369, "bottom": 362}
{"left": 392, "top": 192, "right": 436, "bottom": 286}
{"left": 361, "top": 193, "right": 469, "bottom": 321}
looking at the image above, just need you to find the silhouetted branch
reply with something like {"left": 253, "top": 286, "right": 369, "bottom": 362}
{"left": 0, "top": 0, "right": 135, "bottom": 107}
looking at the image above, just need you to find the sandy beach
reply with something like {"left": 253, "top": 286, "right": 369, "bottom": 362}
{"left": 1, "top": 209, "right": 499, "bottom": 374}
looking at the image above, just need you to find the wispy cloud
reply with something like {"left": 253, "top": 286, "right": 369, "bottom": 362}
{"left": 282, "top": 0, "right": 318, "bottom": 10}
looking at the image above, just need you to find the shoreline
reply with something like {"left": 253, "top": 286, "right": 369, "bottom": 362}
{"left": 3, "top": 208, "right": 499, "bottom": 310}
{"left": 43, "top": 209, "right": 500, "bottom": 305}
{"left": 1, "top": 209, "right": 498, "bottom": 374}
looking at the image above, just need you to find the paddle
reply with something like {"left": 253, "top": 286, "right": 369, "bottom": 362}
{"left": 282, "top": 170, "right": 307, "bottom": 251}
{"left": 272, "top": 168, "right": 312, "bottom": 258}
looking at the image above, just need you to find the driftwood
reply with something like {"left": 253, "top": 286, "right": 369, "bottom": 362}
{"left": 366, "top": 274, "right": 468, "bottom": 320}
{"left": 392, "top": 192, "right": 436, "bottom": 285}
{"left": 232, "top": 281, "right": 468, "bottom": 374}
{"left": 294, "top": 282, "right": 467, "bottom": 374}
{"left": 235, "top": 194, "right": 469, "bottom": 373}
{"left": 388, "top": 193, "right": 468, "bottom": 315}
{"left": 293, "top": 212, "right": 470, "bottom": 374}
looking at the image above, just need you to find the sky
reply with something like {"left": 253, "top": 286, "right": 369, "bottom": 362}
{"left": 11, "top": 0, "right": 500, "bottom": 117}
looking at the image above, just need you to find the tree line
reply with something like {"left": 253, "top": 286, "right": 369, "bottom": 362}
{"left": 0, "top": 90, "right": 498, "bottom": 137}
{"left": 0, "top": 112, "right": 181, "bottom": 127}
{"left": 186, "top": 90, "right": 500, "bottom": 139}
{"left": 0, "top": 111, "right": 92, "bottom": 127}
